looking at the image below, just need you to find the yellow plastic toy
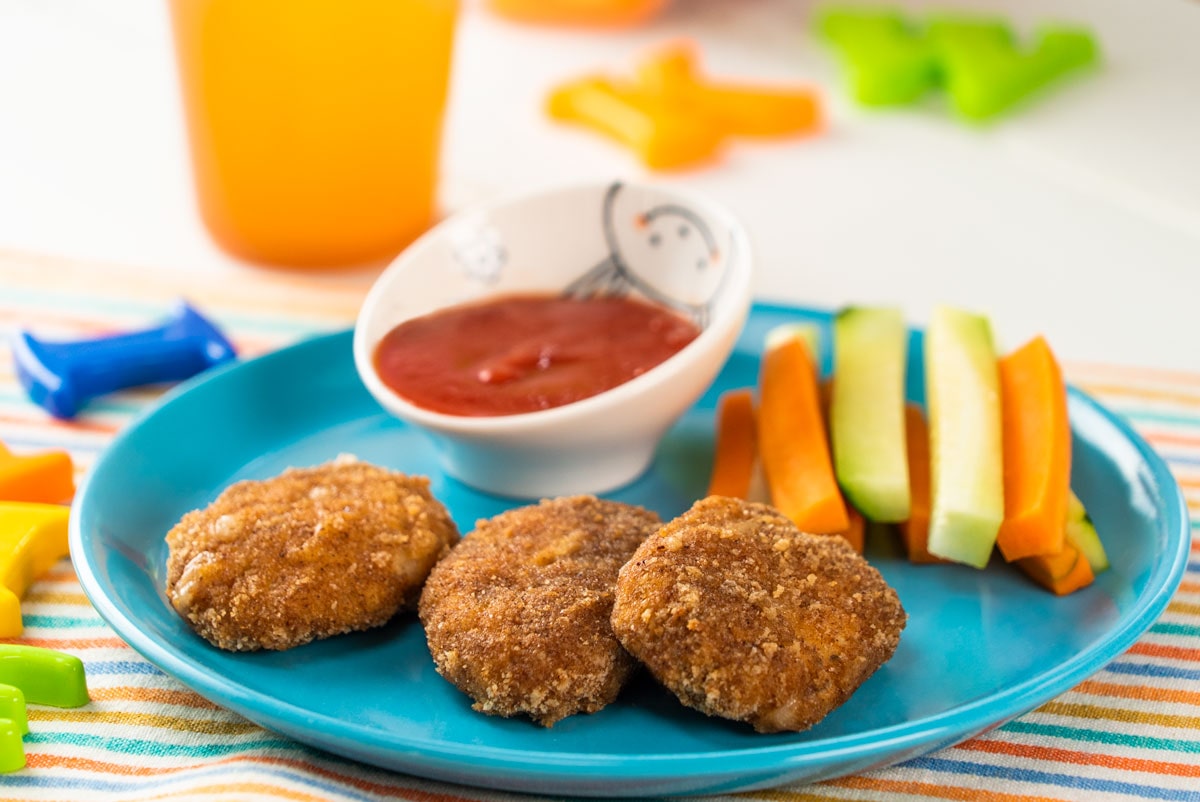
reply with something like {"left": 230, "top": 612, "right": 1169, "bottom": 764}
{"left": 0, "top": 502, "right": 70, "bottom": 638}
{"left": 0, "top": 442, "right": 74, "bottom": 504}
{"left": 547, "top": 39, "right": 822, "bottom": 170}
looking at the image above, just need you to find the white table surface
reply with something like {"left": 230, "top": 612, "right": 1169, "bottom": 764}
{"left": 1, "top": 0, "right": 1197, "bottom": 371}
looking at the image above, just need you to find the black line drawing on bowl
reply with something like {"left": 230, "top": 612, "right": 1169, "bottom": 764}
{"left": 565, "top": 183, "right": 729, "bottom": 329}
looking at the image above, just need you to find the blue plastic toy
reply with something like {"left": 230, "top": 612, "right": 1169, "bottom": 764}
{"left": 12, "top": 300, "right": 236, "bottom": 419}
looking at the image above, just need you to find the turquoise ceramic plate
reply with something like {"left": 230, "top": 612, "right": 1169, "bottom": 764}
{"left": 70, "top": 303, "right": 1190, "bottom": 797}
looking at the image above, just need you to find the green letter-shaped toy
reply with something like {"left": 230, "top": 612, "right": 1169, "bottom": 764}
{"left": 0, "top": 644, "right": 88, "bottom": 708}
{"left": 815, "top": 7, "right": 1098, "bottom": 120}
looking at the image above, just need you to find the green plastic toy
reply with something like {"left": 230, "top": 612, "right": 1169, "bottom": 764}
{"left": 816, "top": 8, "right": 941, "bottom": 106}
{"left": 0, "top": 684, "right": 27, "bottom": 735}
{"left": 0, "top": 684, "right": 27, "bottom": 774}
{"left": 0, "top": 644, "right": 89, "bottom": 708}
{"left": 815, "top": 6, "right": 1098, "bottom": 120}
{"left": 0, "top": 717, "right": 23, "bottom": 773}
{"left": 0, "top": 645, "right": 90, "bottom": 773}
{"left": 929, "top": 19, "right": 1099, "bottom": 120}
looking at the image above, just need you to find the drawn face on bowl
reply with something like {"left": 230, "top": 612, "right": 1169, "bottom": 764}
{"left": 564, "top": 184, "right": 732, "bottom": 329}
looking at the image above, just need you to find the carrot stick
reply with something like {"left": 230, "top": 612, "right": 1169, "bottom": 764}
{"left": 1017, "top": 540, "right": 1095, "bottom": 596}
{"left": 746, "top": 458, "right": 772, "bottom": 505}
{"left": 996, "top": 336, "right": 1071, "bottom": 561}
{"left": 899, "top": 404, "right": 946, "bottom": 563}
{"left": 838, "top": 505, "right": 866, "bottom": 553}
{"left": 758, "top": 336, "right": 849, "bottom": 533}
{"left": 707, "top": 389, "right": 758, "bottom": 499}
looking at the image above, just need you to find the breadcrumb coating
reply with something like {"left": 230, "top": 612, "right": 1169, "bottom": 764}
{"left": 419, "top": 495, "right": 660, "bottom": 726}
{"left": 611, "top": 496, "right": 906, "bottom": 733}
{"left": 165, "top": 456, "right": 459, "bottom": 652}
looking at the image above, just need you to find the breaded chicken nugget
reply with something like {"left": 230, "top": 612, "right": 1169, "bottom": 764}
{"left": 611, "top": 496, "right": 905, "bottom": 733}
{"left": 165, "top": 455, "right": 459, "bottom": 652}
{"left": 419, "top": 495, "right": 659, "bottom": 726}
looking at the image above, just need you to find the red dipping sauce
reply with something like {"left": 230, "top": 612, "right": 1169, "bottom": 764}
{"left": 373, "top": 294, "right": 701, "bottom": 416}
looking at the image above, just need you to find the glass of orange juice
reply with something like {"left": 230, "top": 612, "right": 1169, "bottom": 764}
{"left": 169, "top": 0, "right": 459, "bottom": 268}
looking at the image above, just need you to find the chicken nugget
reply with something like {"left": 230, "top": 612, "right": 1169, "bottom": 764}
{"left": 165, "top": 455, "right": 459, "bottom": 652}
{"left": 419, "top": 495, "right": 659, "bottom": 726}
{"left": 611, "top": 496, "right": 906, "bottom": 733}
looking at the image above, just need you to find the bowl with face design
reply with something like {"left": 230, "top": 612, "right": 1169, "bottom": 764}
{"left": 353, "top": 181, "right": 753, "bottom": 498}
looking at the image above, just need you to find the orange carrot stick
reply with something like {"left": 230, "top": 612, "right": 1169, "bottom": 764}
{"left": 1017, "top": 541, "right": 1095, "bottom": 596}
{"left": 838, "top": 505, "right": 866, "bottom": 553}
{"left": 996, "top": 336, "right": 1071, "bottom": 561}
{"left": 899, "top": 404, "right": 946, "bottom": 563}
{"left": 758, "top": 337, "right": 849, "bottom": 533}
{"left": 707, "top": 389, "right": 758, "bottom": 499}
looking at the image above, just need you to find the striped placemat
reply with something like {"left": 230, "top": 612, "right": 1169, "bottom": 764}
{"left": 1, "top": 250, "right": 1197, "bottom": 802}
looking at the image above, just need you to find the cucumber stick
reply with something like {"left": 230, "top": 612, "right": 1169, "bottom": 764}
{"left": 831, "top": 307, "right": 911, "bottom": 522}
{"left": 925, "top": 306, "right": 1004, "bottom": 568}
{"left": 1066, "top": 491, "right": 1109, "bottom": 573}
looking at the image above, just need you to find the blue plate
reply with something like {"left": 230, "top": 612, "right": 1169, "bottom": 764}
{"left": 70, "top": 302, "right": 1190, "bottom": 797}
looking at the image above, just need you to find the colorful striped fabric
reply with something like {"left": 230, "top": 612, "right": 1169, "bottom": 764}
{"left": 1, "top": 250, "right": 1198, "bottom": 802}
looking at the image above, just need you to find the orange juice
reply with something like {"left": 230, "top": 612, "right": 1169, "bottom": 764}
{"left": 169, "top": 0, "right": 458, "bottom": 268}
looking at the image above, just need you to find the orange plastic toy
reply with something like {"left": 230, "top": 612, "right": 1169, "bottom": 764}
{"left": 0, "top": 442, "right": 74, "bottom": 505}
{"left": 547, "top": 78, "right": 725, "bottom": 170}
{"left": 638, "top": 41, "right": 822, "bottom": 138}
{"left": 547, "top": 40, "right": 822, "bottom": 170}
{"left": 489, "top": 0, "right": 668, "bottom": 27}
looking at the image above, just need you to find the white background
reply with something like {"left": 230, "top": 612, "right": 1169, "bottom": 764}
{"left": 0, "top": 0, "right": 1197, "bottom": 369}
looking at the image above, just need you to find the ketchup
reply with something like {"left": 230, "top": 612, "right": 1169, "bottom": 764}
{"left": 373, "top": 294, "right": 700, "bottom": 416}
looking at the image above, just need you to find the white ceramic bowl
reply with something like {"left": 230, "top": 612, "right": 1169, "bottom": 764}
{"left": 353, "top": 181, "right": 753, "bottom": 498}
